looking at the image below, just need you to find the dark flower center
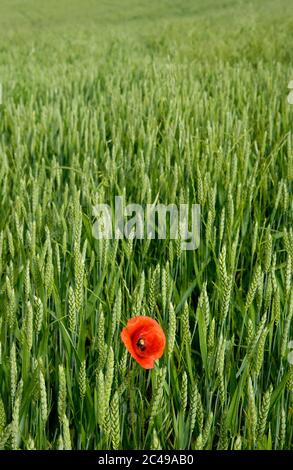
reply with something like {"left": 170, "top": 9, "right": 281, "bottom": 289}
{"left": 136, "top": 337, "right": 146, "bottom": 351}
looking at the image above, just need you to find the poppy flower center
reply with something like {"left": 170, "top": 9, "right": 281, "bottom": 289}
{"left": 136, "top": 337, "right": 146, "bottom": 351}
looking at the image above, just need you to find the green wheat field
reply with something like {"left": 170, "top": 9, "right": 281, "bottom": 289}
{"left": 0, "top": 0, "right": 292, "bottom": 451}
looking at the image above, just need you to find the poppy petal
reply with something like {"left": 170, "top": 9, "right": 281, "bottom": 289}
{"left": 121, "top": 315, "right": 166, "bottom": 369}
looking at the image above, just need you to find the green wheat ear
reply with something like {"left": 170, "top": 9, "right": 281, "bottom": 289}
{"left": 110, "top": 391, "right": 120, "bottom": 450}
{"left": 180, "top": 371, "right": 188, "bottom": 416}
{"left": 68, "top": 286, "right": 76, "bottom": 335}
{"left": 279, "top": 407, "right": 286, "bottom": 449}
{"left": 167, "top": 302, "right": 176, "bottom": 358}
{"left": 182, "top": 302, "right": 191, "bottom": 347}
{"left": 58, "top": 365, "right": 67, "bottom": 425}
{"left": 217, "top": 413, "right": 228, "bottom": 450}
{"left": 104, "top": 347, "right": 114, "bottom": 410}
{"left": 33, "top": 296, "right": 43, "bottom": 334}
{"left": 149, "top": 367, "right": 166, "bottom": 427}
{"left": 0, "top": 398, "right": 6, "bottom": 436}
{"left": 234, "top": 435, "right": 242, "bottom": 450}
{"left": 11, "top": 396, "right": 20, "bottom": 450}
{"left": 247, "top": 376, "right": 258, "bottom": 449}
{"left": 39, "top": 369, "right": 48, "bottom": 424}
{"left": 202, "top": 412, "right": 213, "bottom": 449}
{"left": 257, "top": 385, "right": 272, "bottom": 440}
{"left": 78, "top": 360, "right": 87, "bottom": 401}
{"left": 96, "top": 370, "right": 105, "bottom": 427}
{"left": 27, "top": 436, "right": 36, "bottom": 450}
{"left": 151, "top": 428, "right": 162, "bottom": 450}
{"left": 188, "top": 383, "right": 198, "bottom": 437}
{"left": 62, "top": 415, "right": 72, "bottom": 450}
{"left": 245, "top": 265, "right": 262, "bottom": 312}
{"left": 10, "top": 343, "right": 17, "bottom": 405}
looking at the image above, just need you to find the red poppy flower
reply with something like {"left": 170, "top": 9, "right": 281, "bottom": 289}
{"left": 121, "top": 316, "right": 166, "bottom": 369}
